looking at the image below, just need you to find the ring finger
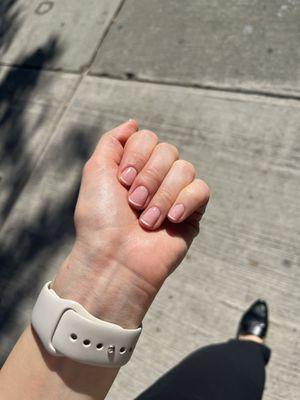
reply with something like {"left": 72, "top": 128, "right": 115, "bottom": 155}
{"left": 139, "top": 160, "right": 195, "bottom": 229}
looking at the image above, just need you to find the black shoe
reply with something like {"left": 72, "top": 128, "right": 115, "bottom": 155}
{"left": 237, "top": 299, "right": 269, "bottom": 339}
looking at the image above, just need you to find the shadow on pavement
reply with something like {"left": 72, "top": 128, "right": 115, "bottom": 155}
{"left": 0, "top": 11, "right": 92, "bottom": 365}
{"left": 0, "top": 0, "right": 22, "bottom": 55}
{"left": 0, "top": 37, "right": 61, "bottom": 224}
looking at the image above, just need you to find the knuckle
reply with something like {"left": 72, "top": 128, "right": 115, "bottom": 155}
{"left": 101, "top": 131, "right": 110, "bottom": 140}
{"left": 101, "top": 131, "right": 115, "bottom": 144}
{"left": 142, "top": 165, "right": 162, "bottom": 184}
{"left": 128, "top": 150, "right": 148, "bottom": 168}
{"left": 139, "top": 129, "right": 158, "bottom": 143}
{"left": 190, "top": 180, "right": 210, "bottom": 204}
{"left": 105, "top": 134, "right": 123, "bottom": 152}
{"left": 108, "top": 134, "right": 120, "bottom": 146}
{"left": 174, "top": 159, "right": 196, "bottom": 178}
{"left": 127, "top": 131, "right": 139, "bottom": 143}
{"left": 157, "top": 142, "right": 179, "bottom": 158}
{"left": 157, "top": 188, "right": 174, "bottom": 206}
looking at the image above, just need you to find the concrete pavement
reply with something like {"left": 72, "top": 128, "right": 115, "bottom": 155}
{"left": 0, "top": 1, "right": 299, "bottom": 399}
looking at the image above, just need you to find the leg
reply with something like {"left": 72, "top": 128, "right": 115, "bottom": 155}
{"left": 136, "top": 339, "right": 270, "bottom": 400}
{"left": 137, "top": 300, "right": 271, "bottom": 400}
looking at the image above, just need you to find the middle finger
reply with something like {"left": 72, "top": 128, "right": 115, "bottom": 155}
{"left": 139, "top": 159, "right": 196, "bottom": 229}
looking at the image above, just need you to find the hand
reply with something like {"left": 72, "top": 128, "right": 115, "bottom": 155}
{"left": 52, "top": 120, "right": 209, "bottom": 328}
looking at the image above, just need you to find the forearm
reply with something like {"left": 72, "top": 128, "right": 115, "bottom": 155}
{"left": 0, "top": 249, "right": 156, "bottom": 400}
{"left": 0, "top": 325, "right": 119, "bottom": 400}
{"left": 0, "top": 120, "right": 208, "bottom": 400}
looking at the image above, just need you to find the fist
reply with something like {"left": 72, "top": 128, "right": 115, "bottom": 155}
{"left": 53, "top": 120, "right": 209, "bottom": 328}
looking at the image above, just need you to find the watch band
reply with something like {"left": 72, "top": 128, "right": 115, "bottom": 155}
{"left": 31, "top": 281, "right": 142, "bottom": 367}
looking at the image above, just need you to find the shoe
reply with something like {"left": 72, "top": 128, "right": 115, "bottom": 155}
{"left": 237, "top": 299, "right": 269, "bottom": 339}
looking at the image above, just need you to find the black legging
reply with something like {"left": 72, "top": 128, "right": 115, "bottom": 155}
{"left": 136, "top": 340, "right": 271, "bottom": 400}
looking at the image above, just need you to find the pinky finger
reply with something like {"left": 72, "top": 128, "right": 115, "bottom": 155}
{"left": 167, "top": 179, "right": 210, "bottom": 223}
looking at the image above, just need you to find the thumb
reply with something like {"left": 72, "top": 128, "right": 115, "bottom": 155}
{"left": 92, "top": 119, "right": 138, "bottom": 166}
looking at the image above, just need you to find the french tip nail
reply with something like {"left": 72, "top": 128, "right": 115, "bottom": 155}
{"left": 119, "top": 175, "right": 129, "bottom": 185}
{"left": 168, "top": 204, "right": 185, "bottom": 222}
{"left": 139, "top": 218, "right": 152, "bottom": 228}
{"left": 128, "top": 185, "right": 148, "bottom": 208}
{"left": 119, "top": 166, "right": 137, "bottom": 186}
{"left": 167, "top": 214, "right": 179, "bottom": 223}
{"left": 140, "top": 206, "right": 160, "bottom": 228}
{"left": 140, "top": 217, "right": 156, "bottom": 229}
{"left": 128, "top": 198, "right": 143, "bottom": 208}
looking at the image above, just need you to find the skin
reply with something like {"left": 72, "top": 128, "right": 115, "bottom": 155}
{"left": 0, "top": 120, "right": 210, "bottom": 400}
{"left": 238, "top": 335, "right": 263, "bottom": 344}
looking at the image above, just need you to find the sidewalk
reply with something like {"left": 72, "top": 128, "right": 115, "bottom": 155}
{"left": 0, "top": 1, "right": 299, "bottom": 399}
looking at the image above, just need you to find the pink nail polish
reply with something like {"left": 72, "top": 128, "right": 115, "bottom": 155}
{"left": 140, "top": 207, "right": 161, "bottom": 227}
{"left": 168, "top": 204, "right": 185, "bottom": 222}
{"left": 120, "top": 166, "right": 137, "bottom": 186}
{"left": 129, "top": 186, "right": 149, "bottom": 207}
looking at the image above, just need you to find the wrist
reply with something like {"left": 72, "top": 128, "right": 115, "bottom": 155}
{"left": 52, "top": 243, "right": 157, "bottom": 329}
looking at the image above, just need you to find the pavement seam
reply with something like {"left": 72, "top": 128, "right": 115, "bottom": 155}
{"left": 80, "top": 0, "right": 128, "bottom": 75}
{"left": 1, "top": 59, "right": 299, "bottom": 102}
{"left": 87, "top": 73, "right": 300, "bottom": 102}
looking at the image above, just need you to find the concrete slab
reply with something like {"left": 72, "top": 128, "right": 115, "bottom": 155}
{"left": 1, "top": 77, "right": 299, "bottom": 400}
{"left": 91, "top": 0, "right": 300, "bottom": 96}
{"left": 0, "top": 0, "right": 122, "bottom": 71}
{"left": 0, "top": 66, "right": 79, "bottom": 227}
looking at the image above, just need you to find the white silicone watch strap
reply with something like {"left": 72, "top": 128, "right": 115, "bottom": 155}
{"left": 31, "top": 282, "right": 142, "bottom": 367}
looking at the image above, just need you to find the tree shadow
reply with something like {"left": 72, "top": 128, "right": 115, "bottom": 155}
{"left": 0, "top": 0, "right": 22, "bottom": 55}
{"left": 0, "top": 7, "right": 93, "bottom": 364}
{"left": 0, "top": 126, "right": 93, "bottom": 366}
{"left": 0, "top": 36, "right": 62, "bottom": 226}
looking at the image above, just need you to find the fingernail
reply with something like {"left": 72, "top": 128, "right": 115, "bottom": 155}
{"left": 140, "top": 206, "right": 161, "bottom": 227}
{"left": 119, "top": 166, "right": 137, "bottom": 186}
{"left": 168, "top": 203, "right": 185, "bottom": 222}
{"left": 128, "top": 118, "right": 138, "bottom": 128}
{"left": 129, "top": 186, "right": 149, "bottom": 207}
